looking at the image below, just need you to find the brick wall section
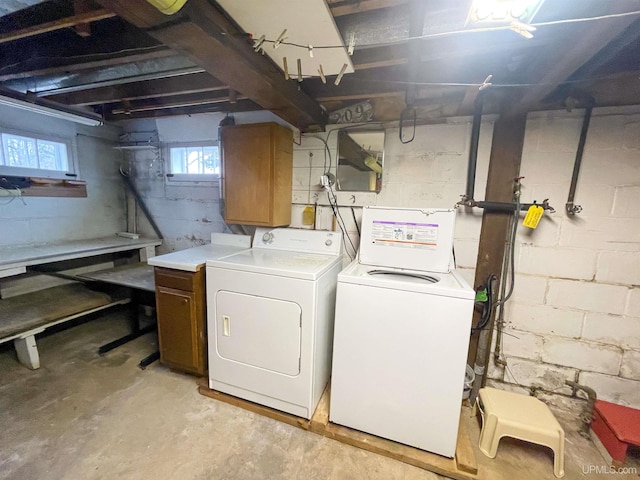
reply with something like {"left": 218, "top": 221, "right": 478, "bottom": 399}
{"left": 292, "top": 108, "right": 640, "bottom": 409}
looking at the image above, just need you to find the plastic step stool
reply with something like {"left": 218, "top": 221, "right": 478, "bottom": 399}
{"left": 591, "top": 400, "right": 640, "bottom": 465}
{"left": 473, "top": 387, "right": 565, "bottom": 478}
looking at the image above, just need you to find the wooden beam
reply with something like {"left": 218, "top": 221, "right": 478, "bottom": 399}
{"left": 43, "top": 72, "right": 224, "bottom": 105}
{"left": 0, "top": 9, "right": 116, "bottom": 44}
{"left": 467, "top": 105, "right": 527, "bottom": 371}
{"left": 97, "top": 0, "right": 326, "bottom": 130}
{"left": 73, "top": 0, "right": 94, "bottom": 38}
{"left": 330, "top": 0, "right": 408, "bottom": 17}
{"left": 109, "top": 90, "right": 243, "bottom": 115}
{"left": 353, "top": 44, "right": 407, "bottom": 70}
{"left": 0, "top": 49, "right": 174, "bottom": 83}
{"left": 105, "top": 98, "right": 262, "bottom": 121}
{"left": 512, "top": 12, "right": 638, "bottom": 113}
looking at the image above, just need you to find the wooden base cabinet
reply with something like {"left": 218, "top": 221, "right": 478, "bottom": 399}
{"left": 154, "top": 267, "right": 206, "bottom": 376}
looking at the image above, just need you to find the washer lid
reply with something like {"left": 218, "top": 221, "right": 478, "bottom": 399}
{"left": 358, "top": 206, "right": 456, "bottom": 273}
{"left": 206, "top": 248, "right": 343, "bottom": 281}
{"left": 338, "top": 260, "right": 475, "bottom": 299}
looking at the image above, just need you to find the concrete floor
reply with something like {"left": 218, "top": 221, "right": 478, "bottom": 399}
{"left": 1, "top": 309, "right": 638, "bottom": 480}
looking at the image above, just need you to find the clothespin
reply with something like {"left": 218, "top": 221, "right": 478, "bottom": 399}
{"left": 297, "top": 59, "right": 303, "bottom": 83}
{"left": 283, "top": 57, "right": 290, "bottom": 80}
{"left": 479, "top": 74, "right": 493, "bottom": 91}
{"left": 335, "top": 63, "right": 348, "bottom": 86}
{"left": 348, "top": 32, "right": 356, "bottom": 56}
{"left": 510, "top": 20, "right": 536, "bottom": 39}
{"left": 318, "top": 64, "right": 326, "bottom": 84}
{"left": 253, "top": 34, "right": 266, "bottom": 53}
{"left": 308, "top": 45, "right": 314, "bottom": 58}
{"left": 274, "top": 29, "right": 288, "bottom": 49}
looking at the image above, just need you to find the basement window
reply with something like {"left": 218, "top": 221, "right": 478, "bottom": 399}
{"left": 0, "top": 128, "right": 76, "bottom": 180}
{"left": 165, "top": 142, "right": 220, "bottom": 185}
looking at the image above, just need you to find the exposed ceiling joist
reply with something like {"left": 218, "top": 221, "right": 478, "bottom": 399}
{"left": 110, "top": 90, "right": 243, "bottom": 115}
{"left": 512, "top": 11, "right": 639, "bottom": 112}
{"left": 43, "top": 71, "right": 224, "bottom": 105}
{"left": 97, "top": 0, "right": 327, "bottom": 130}
{"left": 0, "top": 8, "right": 115, "bottom": 44}
{"left": 329, "top": 0, "right": 408, "bottom": 17}
{"left": 0, "top": 48, "right": 174, "bottom": 84}
{"left": 106, "top": 98, "right": 262, "bottom": 121}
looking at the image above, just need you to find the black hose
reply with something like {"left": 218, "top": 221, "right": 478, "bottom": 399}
{"left": 495, "top": 194, "right": 520, "bottom": 307}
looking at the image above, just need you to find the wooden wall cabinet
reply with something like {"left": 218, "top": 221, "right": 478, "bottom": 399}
{"left": 154, "top": 267, "right": 206, "bottom": 376}
{"left": 221, "top": 122, "right": 293, "bottom": 226}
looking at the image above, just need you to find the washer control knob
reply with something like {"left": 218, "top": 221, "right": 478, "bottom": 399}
{"left": 325, "top": 239, "right": 333, "bottom": 246}
{"left": 262, "top": 232, "right": 274, "bottom": 244}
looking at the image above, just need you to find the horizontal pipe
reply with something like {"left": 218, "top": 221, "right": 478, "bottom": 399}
{"left": 472, "top": 200, "right": 555, "bottom": 212}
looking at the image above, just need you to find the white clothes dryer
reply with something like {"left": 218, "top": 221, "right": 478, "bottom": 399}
{"left": 206, "top": 227, "right": 343, "bottom": 419}
{"left": 329, "top": 206, "right": 475, "bottom": 457}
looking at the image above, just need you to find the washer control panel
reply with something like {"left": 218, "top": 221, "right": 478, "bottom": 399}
{"left": 253, "top": 227, "right": 342, "bottom": 255}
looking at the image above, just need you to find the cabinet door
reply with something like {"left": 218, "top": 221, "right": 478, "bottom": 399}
{"left": 156, "top": 286, "right": 199, "bottom": 372}
{"left": 223, "top": 124, "right": 273, "bottom": 225}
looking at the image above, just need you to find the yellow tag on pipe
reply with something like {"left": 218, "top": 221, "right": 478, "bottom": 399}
{"left": 523, "top": 205, "right": 544, "bottom": 229}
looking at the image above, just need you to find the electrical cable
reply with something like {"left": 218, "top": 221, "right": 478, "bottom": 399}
{"left": 254, "top": 10, "right": 640, "bottom": 51}
{"left": 327, "top": 185, "right": 357, "bottom": 260}
{"left": 0, "top": 186, "right": 25, "bottom": 205}
{"left": 350, "top": 206, "right": 361, "bottom": 237}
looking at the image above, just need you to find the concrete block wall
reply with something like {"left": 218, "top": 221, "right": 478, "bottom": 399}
{"left": 0, "top": 106, "right": 125, "bottom": 247}
{"left": 291, "top": 120, "right": 492, "bottom": 279}
{"left": 292, "top": 107, "right": 640, "bottom": 409}
{"left": 123, "top": 112, "right": 291, "bottom": 254}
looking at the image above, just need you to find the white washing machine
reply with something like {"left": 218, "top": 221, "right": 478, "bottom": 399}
{"left": 206, "top": 227, "right": 343, "bottom": 419}
{"left": 329, "top": 206, "right": 475, "bottom": 457}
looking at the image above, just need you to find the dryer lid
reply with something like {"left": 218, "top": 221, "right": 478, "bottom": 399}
{"left": 358, "top": 206, "right": 456, "bottom": 273}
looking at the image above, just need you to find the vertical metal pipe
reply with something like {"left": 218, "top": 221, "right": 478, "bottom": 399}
{"left": 566, "top": 105, "right": 593, "bottom": 215}
{"left": 465, "top": 92, "right": 485, "bottom": 202}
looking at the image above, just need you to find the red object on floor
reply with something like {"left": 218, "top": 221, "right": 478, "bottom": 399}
{"left": 591, "top": 400, "right": 640, "bottom": 464}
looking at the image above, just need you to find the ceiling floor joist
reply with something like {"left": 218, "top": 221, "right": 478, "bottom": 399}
{"left": 98, "top": 0, "right": 327, "bottom": 130}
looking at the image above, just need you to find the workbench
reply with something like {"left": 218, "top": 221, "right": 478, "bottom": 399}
{"left": 0, "top": 236, "right": 161, "bottom": 369}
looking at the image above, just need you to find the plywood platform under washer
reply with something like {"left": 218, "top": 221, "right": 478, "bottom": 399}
{"left": 197, "top": 378, "right": 478, "bottom": 480}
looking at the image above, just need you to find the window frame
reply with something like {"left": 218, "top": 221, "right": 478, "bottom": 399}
{"left": 164, "top": 140, "right": 221, "bottom": 186}
{"left": 0, "top": 126, "right": 78, "bottom": 180}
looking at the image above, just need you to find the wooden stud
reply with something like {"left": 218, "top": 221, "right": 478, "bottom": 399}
{"left": 467, "top": 104, "right": 527, "bottom": 368}
{"left": 0, "top": 9, "right": 116, "bottom": 44}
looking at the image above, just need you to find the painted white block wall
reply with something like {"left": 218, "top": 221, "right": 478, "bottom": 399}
{"left": 292, "top": 107, "right": 640, "bottom": 409}
{"left": 0, "top": 105, "right": 125, "bottom": 247}
{"left": 117, "top": 106, "right": 640, "bottom": 410}
{"left": 121, "top": 111, "right": 292, "bottom": 254}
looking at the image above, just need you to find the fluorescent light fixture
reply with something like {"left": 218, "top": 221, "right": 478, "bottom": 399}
{"left": 466, "top": 0, "right": 544, "bottom": 25}
{"left": 0, "top": 87, "right": 103, "bottom": 126}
